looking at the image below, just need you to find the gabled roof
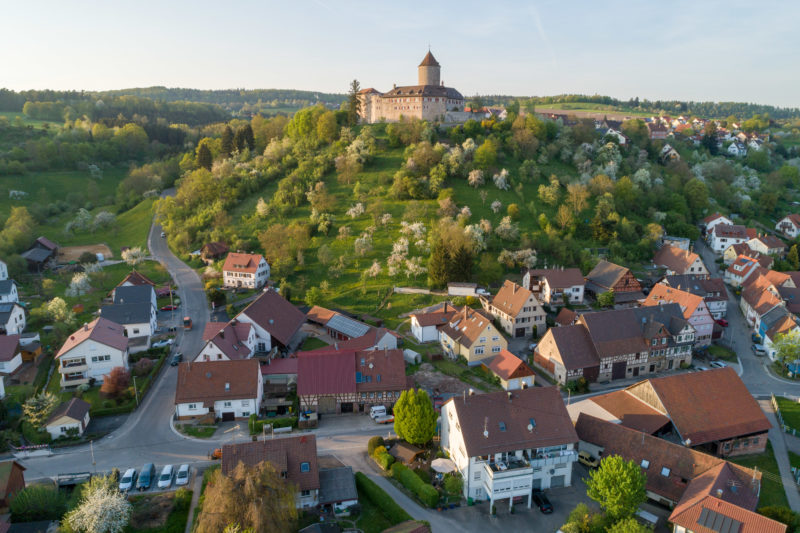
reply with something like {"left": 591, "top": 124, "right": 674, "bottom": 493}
{"left": 485, "top": 349, "right": 534, "bottom": 381}
{"left": 585, "top": 390, "right": 671, "bottom": 434}
{"left": 579, "top": 309, "right": 648, "bottom": 359}
{"left": 438, "top": 306, "right": 496, "bottom": 349}
{"left": 201, "top": 241, "right": 229, "bottom": 257}
{"left": 554, "top": 307, "right": 577, "bottom": 326}
{"left": 222, "top": 435, "right": 319, "bottom": 491}
{"left": 410, "top": 302, "right": 457, "bottom": 327}
{"left": 446, "top": 387, "right": 578, "bottom": 457}
{"left": 540, "top": 325, "right": 599, "bottom": 370}
{"left": 113, "top": 285, "right": 154, "bottom": 305}
{"left": 765, "top": 313, "right": 799, "bottom": 342}
{"left": 46, "top": 397, "right": 90, "bottom": 426}
{"left": 702, "top": 213, "right": 731, "bottom": 225}
{"left": 57, "top": 318, "right": 128, "bottom": 358}
{"left": 585, "top": 260, "right": 632, "bottom": 290}
{"left": 779, "top": 214, "right": 800, "bottom": 228}
{"left": 665, "top": 275, "right": 726, "bottom": 301}
{"left": 306, "top": 306, "right": 337, "bottom": 325}
{"left": 318, "top": 466, "right": 357, "bottom": 505}
{"left": 222, "top": 252, "right": 266, "bottom": 274}
{"left": 653, "top": 245, "right": 703, "bottom": 274}
{"left": 526, "top": 268, "right": 585, "bottom": 289}
{"left": 764, "top": 269, "right": 792, "bottom": 288}
{"left": 741, "top": 275, "right": 783, "bottom": 316}
{"left": 0, "top": 281, "right": 16, "bottom": 296}
{"left": 712, "top": 224, "right": 749, "bottom": 240}
{"left": 35, "top": 236, "right": 58, "bottom": 250}
{"left": 325, "top": 314, "right": 371, "bottom": 339}
{"left": 751, "top": 234, "right": 786, "bottom": 250}
{"left": 0, "top": 335, "right": 20, "bottom": 362}
{"left": 204, "top": 320, "right": 254, "bottom": 360}
{"left": 0, "top": 461, "right": 25, "bottom": 500}
{"left": 116, "top": 270, "right": 155, "bottom": 288}
{"left": 297, "top": 348, "right": 406, "bottom": 395}
{"left": 174, "top": 359, "right": 260, "bottom": 406}
{"left": 20, "top": 248, "right": 52, "bottom": 263}
{"left": 643, "top": 283, "right": 705, "bottom": 321}
{"left": 332, "top": 328, "right": 394, "bottom": 351}
{"left": 99, "top": 302, "right": 151, "bottom": 326}
{"left": 238, "top": 289, "right": 305, "bottom": 346}
{"left": 260, "top": 356, "right": 298, "bottom": 375}
{"left": 0, "top": 303, "right": 22, "bottom": 324}
{"left": 489, "top": 280, "right": 536, "bottom": 317}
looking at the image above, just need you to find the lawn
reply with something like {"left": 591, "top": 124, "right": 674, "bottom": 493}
{"left": 775, "top": 396, "right": 800, "bottom": 432}
{"left": 708, "top": 345, "right": 737, "bottom": 362}
{"left": 0, "top": 111, "right": 56, "bottom": 129}
{"left": 729, "top": 441, "right": 789, "bottom": 508}
{"left": 299, "top": 336, "right": 330, "bottom": 351}
{"left": 430, "top": 358, "right": 500, "bottom": 392}
{"left": 355, "top": 494, "right": 394, "bottom": 533}
{"left": 178, "top": 425, "right": 217, "bottom": 438}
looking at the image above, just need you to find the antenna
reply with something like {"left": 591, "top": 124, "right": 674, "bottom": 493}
{"left": 483, "top": 416, "right": 489, "bottom": 438}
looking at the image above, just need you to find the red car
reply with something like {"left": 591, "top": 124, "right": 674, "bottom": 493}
{"left": 716, "top": 318, "right": 729, "bottom": 327}
{"left": 160, "top": 304, "right": 178, "bottom": 311}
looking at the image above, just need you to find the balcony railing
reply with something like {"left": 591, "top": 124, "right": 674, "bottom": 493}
{"left": 484, "top": 459, "right": 533, "bottom": 480}
{"left": 528, "top": 449, "right": 577, "bottom": 468}
{"left": 61, "top": 360, "right": 86, "bottom": 368}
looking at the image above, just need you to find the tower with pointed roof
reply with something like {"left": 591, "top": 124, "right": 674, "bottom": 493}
{"left": 418, "top": 50, "right": 441, "bottom": 86}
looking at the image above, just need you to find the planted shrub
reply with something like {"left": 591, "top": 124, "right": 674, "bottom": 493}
{"left": 355, "top": 472, "right": 412, "bottom": 525}
{"left": 391, "top": 463, "right": 439, "bottom": 508}
{"left": 367, "top": 435, "right": 385, "bottom": 456}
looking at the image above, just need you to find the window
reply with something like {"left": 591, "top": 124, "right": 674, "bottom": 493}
{"left": 479, "top": 337, "right": 486, "bottom": 343}
{"left": 242, "top": 411, "right": 249, "bottom": 417}
{"left": 492, "top": 346, "right": 501, "bottom": 353}
{"left": 223, "top": 401, "right": 232, "bottom": 407}
{"left": 241, "top": 401, "right": 248, "bottom": 406}
{"left": 641, "top": 459, "right": 649, "bottom": 469}
{"left": 661, "top": 467, "right": 671, "bottom": 477}
{"left": 188, "top": 403, "right": 197, "bottom": 409}
{"left": 301, "top": 462, "right": 310, "bottom": 472}
{"left": 474, "top": 470, "right": 481, "bottom": 480}
{"left": 300, "top": 490, "right": 311, "bottom": 497}
{"left": 492, "top": 336, "right": 499, "bottom": 341}
{"left": 661, "top": 338, "right": 667, "bottom": 345}
{"left": 474, "top": 346, "right": 485, "bottom": 355}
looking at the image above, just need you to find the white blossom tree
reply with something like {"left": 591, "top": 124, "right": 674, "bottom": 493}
{"left": 495, "top": 216, "right": 520, "bottom": 241}
{"left": 468, "top": 169, "right": 484, "bottom": 188}
{"left": 405, "top": 257, "right": 427, "bottom": 279}
{"left": 91, "top": 211, "right": 116, "bottom": 232}
{"left": 354, "top": 233, "right": 373, "bottom": 256}
{"left": 256, "top": 197, "right": 270, "bottom": 217}
{"left": 64, "top": 475, "right": 132, "bottom": 533}
{"left": 493, "top": 169, "right": 510, "bottom": 190}
{"left": 346, "top": 203, "right": 365, "bottom": 219}
{"left": 491, "top": 200, "right": 503, "bottom": 214}
{"left": 366, "top": 261, "right": 382, "bottom": 278}
{"left": 121, "top": 247, "right": 146, "bottom": 266}
{"left": 65, "top": 273, "right": 91, "bottom": 297}
{"left": 45, "top": 297, "right": 74, "bottom": 324}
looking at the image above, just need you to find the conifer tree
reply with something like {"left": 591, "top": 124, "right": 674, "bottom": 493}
{"left": 221, "top": 125, "right": 234, "bottom": 156}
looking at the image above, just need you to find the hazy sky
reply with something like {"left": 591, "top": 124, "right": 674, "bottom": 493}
{"left": 2, "top": 0, "right": 798, "bottom": 108}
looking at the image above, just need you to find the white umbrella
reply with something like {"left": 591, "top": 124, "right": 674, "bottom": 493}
{"left": 431, "top": 458, "right": 457, "bottom": 473}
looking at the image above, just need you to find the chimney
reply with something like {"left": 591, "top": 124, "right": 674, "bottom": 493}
{"left": 219, "top": 329, "right": 224, "bottom": 339}
{"left": 393, "top": 83, "right": 396, "bottom": 89}
{"left": 521, "top": 381, "right": 528, "bottom": 389}
{"left": 507, "top": 391, "right": 513, "bottom": 401}
{"left": 83, "top": 323, "right": 89, "bottom": 331}
{"left": 468, "top": 388, "right": 475, "bottom": 396}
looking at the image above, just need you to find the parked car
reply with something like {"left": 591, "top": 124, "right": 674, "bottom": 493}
{"left": 171, "top": 353, "right": 183, "bottom": 366}
{"left": 160, "top": 304, "right": 178, "bottom": 311}
{"left": 752, "top": 344, "right": 767, "bottom": 356}
{"left": 119, "top": 468, "right": 137, "bottom": 492}
{"left": 175, "top": 464, "right": 190, "bottom": 486}
{"left": 373, "top": 415, "right": 394, "bottom": 424}
{"left": 710, "top": 361, "right": 728, "bottom": 369}
{"left": 694, "top": 365, "right": 709, "bottom": 372}
{"left": 752, "top": 333, "right": 763, "bottom": 343}
{"left": 369, "top": 405, "right": 387, "bottom": 420}
{"left": 161, "top": 232, "right": 166, "bottom": 238}
{"left": 137, "top": 463, "right": 156, "bottom": 491}
{"left": 578, "top": 450, "right": 600, "bottom": 468}
{"left": 152, "top": 338, "right": 174, "bottom": 349}
{"left": 157, "top": 465, "right": 174, "bottom": 489}
{"left": 716, "top": 318, "right": 729, "bottom": 327}
{"left": 532, "top": 490, "right": 553, "bottom": 514}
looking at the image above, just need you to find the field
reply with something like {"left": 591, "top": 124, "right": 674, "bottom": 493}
{"left": 57, "top": 244, "right": 114, "bottom": 263}
{"left": 775, "top": 396, "right": 800, "bottom": 431}
{"left": 535, "top": 104, "right": 652, "bottom": 119}
{"left": 0, "top": 111, "right": 55, "bottom": 129}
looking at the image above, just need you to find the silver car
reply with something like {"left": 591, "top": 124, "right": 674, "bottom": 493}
{"left": 175, "top": 464, "right": 190, "bottom": 486}
{"left": 119, "top": 468, "right": 137, "bottom": 492}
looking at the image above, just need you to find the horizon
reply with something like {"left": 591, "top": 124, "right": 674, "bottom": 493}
{"left": 1, "top": 1, "right": 799, "bottom": 108}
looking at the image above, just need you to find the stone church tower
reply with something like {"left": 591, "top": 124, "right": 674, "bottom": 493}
{"left": 418, "top": 51, "right": 441, "bottom": 86}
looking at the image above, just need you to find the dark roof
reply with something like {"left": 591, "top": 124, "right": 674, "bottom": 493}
{"left": 222, "top": 435, "right": 319, "bottom": 491}
{"left": 0, "top": 335, "right": 20, "bottom": 362}
{"left": 713, "top": 224, "right": 749, "bottom": 239}
{"left": 297, "top": 348, "right": 407, "bottom": 395}
{"left": 204, "top": 320, "right": 254, "bottom": 360}
{"left": 580, "top": 309, "right": 648, "bottom": 359}
{"left": 100, "top": 302, "right": 151, "bottom": 326}
{"left": 20, "top": 248, "right": 52, "bottom": 263}
{"left": 555, "top": 307, "right": 577, "bottom": 326}
{"left": 117, "top": 270, "right": 156, "bottom": 288}
{"left": 382, "top": 85, "right": 464, "bottom": 100}
{"left": 201, "top": 241, "right": 229, "bottom": 257}
{"left": 419, "top": 51, "right": 440, "bottom": 67}
{"left": 584, "top": 389, "right": 671, "bottom": 434}
{"left": 586, "top": 260, "right": 631, "bottom": 290}
{"left": 631, "top": 303, "right": 691, "bottom": 337}
{"left": 35, "top": 236, "right": 58, "bottom": 250}
{"left": 665, "top": 275, "right": 727, "bottom": 301}
{"left": 57, "top": 318, "right": 128, "bottom": 357}
{"left": 527, "top": 268, "right": 585, "bottom": 288}
{"left": 447, "top": 386, "right": 577, "bottom": 457}
{"left": 7, "top": 521, "right": 55, "bottom": 533}
{"left": 389, "top": 442, "right": 424, "bottom": 464}
{"left": 318, "top": 466, "right": 357, "bottom": 505}
{"left": 543, "top": 325, "right": 599, "bottom": 370}
{"left": 46, "top": 398, "right": 90, "bottom": 426}
{"left": 0, "top": 303, "right": 21, "bottom": 324}
{"left": 174, "top": 360, "right": 260, "bottom": 406}
{"left": 0, "top": 281, "right": 15, "bottom": 296}
{"left": 260, "top": 357, "right": 298, "bottom": 375}
{"left": 239, "top": 289, "right": 305, "bottom": 346}
{"left": 113, "top": 285, "right": 154, "bottom": 305}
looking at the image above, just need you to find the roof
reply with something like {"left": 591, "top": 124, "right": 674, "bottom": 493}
{"left": 20, "top": 248, "right": 52, "bottom": 263}
{"left": 239, "top": 289, "right": 305, "bottom": 346}
{"left": 100, "top": 302, "right": 151, "bottom": 326}
{"left": 0, "top": 303, "right": 21, "bottom": 324}
{"left": 356, "top": 349, "right": 407, "bottom": 393}
{"left": 489, "top": 280, "right": 536, "bottom": 317}
{"left": 419, "top": 50, "right": 440, "bottom": 67}
{"left": 446, "top": 386, "right": 578, "bottom": 457}
{"left": 381, "top": 84, "right": 464, "bottom": 100}
{"left": 222, "top": 252, "right": 266, "bottom": 274}
{"left": 306, "top": 305, "right": 337, "bottom": 325}
{"left": 752, "top": 234, "right": 786, "bottom": 250}
{"left": 46, "top": 398, "right": 90, "bottom": 426}
{"left": 702, "top": 213, "right": 731, "bottom": 225}
{"left": 318, "top": 466, "right": 358, "bottom": 505}
{"left": 35, "top": 236, "right": 58, "bottom": 250}
{"left": 645, "top": 368, "right": 772, "bottom": 445}
{"left": 575, "top": 414, "right": 760, "bottom": 506}
{"left": 411, "top": 302, "right": 457, "bottom": 327}
{"left": 204, "top": 320, "right": 254, "bottom": 360}
{"left": 542, "top": 325, "right": 599, "bottom": 370}
{"left": 713, "top": 224, "right": 749, "bottom": 240}
{"left": 653, "top": 245, "right": 702, "bottom": 274}
{"left": 332, "top": 328, "right": 394, "bottom": 351}
{"left": 643, "top": 283, "right": 705, "bottom": 321}
{"left": 0, "top": 335, "right": 20, "bottom": 363}
{"left": 117, "top": 270, "right": 155, "bottom": 288}
{"left": 664, "top": 276, "right": 726, "bottom": 301}
{"left": 174, "top": 359, "right": 260, "bottom": 406}
{"left": 201, "top": 241, "right": 229, "bottom": 256}
{"left": 113, "top": 285, "right": 154, "bottom": 305}
{"left": 579, "top": 310, "right": 648, "bottom": 359}
{"left": 389, "top": 442, "right": 424, "bottom": 464}
{"left": 325, "top": 313, "right": 371, "bottom": 339}
{"left": 670, "top": 494, "right": 787, "bottom": 533}
{"left": 221, "top": 435, "right": 319, "bottom": 491}
{"left": 0, "top": 460, "right": 25, "bottom": 500}
{"left": 56, "top": 318, "right": 128, "bottom": 358}
{"left": 261, "top": 356, "right": 297, "bottom": 375}
{"left": 555, "top": 307, "right": 577, "bottom": 326}
{"left": 527, "top": 268, "right": 585, "bottom": 289}
{"left": 586, "top": 260, "right": 631, "bottom": 290}
{"left": 0, "top": 281, "right": 15, "bottom": 296}
{"left": 297, "top": 351, "right": 355, "bottom": 396}
{"left": 741, "top": 275, "right": 783, "bottom": 316}
{"left": 764, "top": 269, "right": 792, "bottom": 288}
{"left": 583, "top": 389, "right": 671, "bottom": 434}
{"left": 202, "top": 322, "right": 226, "bottom": 341}
{"left": 438, "top": 306, "right": 496, "bottom": 349}
{"left": 780, "top": 214, "right": 800, "bottom": 228}
{"left": 485, "top": 349, "right": 534, "bottom": 381}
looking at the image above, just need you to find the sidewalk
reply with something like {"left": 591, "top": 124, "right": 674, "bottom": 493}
{"left": 760, "top": 400, "right": 800, "bottom": 511}
{"left": 183, "top": 468, "right": 205, "bottom": 533}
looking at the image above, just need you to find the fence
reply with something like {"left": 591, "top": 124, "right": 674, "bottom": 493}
{"left": 772, "top": 393, "right": 800, "bottom": 438}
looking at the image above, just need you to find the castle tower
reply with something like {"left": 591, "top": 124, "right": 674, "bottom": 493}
{"left": 418, "top": 50, "right": 441, "bottom": 86}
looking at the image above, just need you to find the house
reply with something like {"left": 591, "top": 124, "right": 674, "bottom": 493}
{"left": 55, "top": 318, "right": 129, "bottom": 388}
{"left": 575, "top": 416, "right": 785, "bottom": 533}
{"left": 522, "top": 268, "right": 585, "bottom": 306}
{"left": 409, "top": 302, "right": 457, "bottom": 343}
{"left": 534, "top": 304, "right": 695, "bottom": 385}
{"left": 440, "top": 386, "right": 579, "bottom": 509}
{"left": 222, "top": 435, "right": 319, "bottom": 509}
{"left": 0, "top": 260, "right": 6, "bottom": 281}
{"left": 0, "top": 303, "right": 26, "bottom": 335}
{"left": 222, "top": 252, "right": 270, "bottom": 289}
{"left": 0, "top": 461, "right": 25, "bottom": 510}
{"left": 330, "top": 327, "right": 399, "bottom": 352}
{"left": 0, "top": 281, "right": 18, "bottom": 305}
{"left": 447, "top": 282, "right": 478, "bottom": 297}
{"left": 571, "top": 368, "right": 771, "bottom": 456}
{"left": 318, "top": 465, "right": 358, "bottom": 515}
{"left": 708, "top": 224, "right": 750, "bottom": 253}
{"left": 584, "top": 260, "right": 644, "bottom": 307}
{"left": 297, "top": 347, "right": 407, "bottom": 414}
{"left": 200, "top": 242, "right": 229, "bottom": 265}
{"left": 659, "top": 144, "right": 680, "bottom": 163}
{"left": 111, "top": 270, "right": 156, "bottom": 300}
{"left": 20, "top": 237, "right": 57, "bottom": 272}
{"left": 644, "top": 283, "right": 715, "bottom": 347}
{"left": 747, "top": 234, "right": 787, "bottom": 257}
{"left": 99, "top": 301, "right": 157, "bottom": 354}
{"left": 725, "top": 255, "right": 764, "bottom": 288}
{"left": 480, "top": 280, "right": 546, "bottom": 338}
{"left": 757, "top": 306, "right": 798, "bottom": 360}
{"left": 740, "top": 274, "right": 784, "bottom": 328}
{"left": 604, "top": 128, "right": 630, "bottom": 145}
{"left": 554, "top": 307, "right": 577, "bottom": 327}
{"left": 647, "top": 122, "right": 668, "bottom": 140}
{"left": 438, "top": 306, "right": 508, "bottom": 365}
{"left": 236, "top": 288, "right": 305, "bottom": 355}
{"left": 0, "top": 336, "right": 22, "bottom": 375}
{"left": 174, "top": 359, "right": 262, "bottom": 420}
{"left": 775, "top": 214, "right": 800, "bottom": 239}
{"left": 701, "top": 213, "right": 733, "bottom": 234}
{"left": 483, "top": 349, "right": 535, "bottom": 390}
{"left": 727, "top": 142, "right": 747, "bottom": 157}
{"left": 45, "top": 398, "right": 91, "bottom": 440}
{"left": 662, "top": 236, "right": 690, "bottom": 250}
{"left": 653, "top": 245, "right": 708, "bottom": 277}
{"left": 662, "top": 275, "right": 728, "bottom": 319}
{"left": 722, "top": 243, "right": 772, "bottom": 268}
{"left": 306, "top": 306, "right": 372, "bottom": 342}
{"left": 194, "top": 320, "right": 256, "bottom": 362}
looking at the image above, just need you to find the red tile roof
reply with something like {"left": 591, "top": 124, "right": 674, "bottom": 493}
{"left": 653, "top": 245, "right": 702, "bottom": 274}
{"left": 117, "top": 270, "right": 156, "bottom": 288}
{"left": 297, "top": 351, "right": 355, "bottom": 396}
{"left": 438, "top": 306, "right": 496, "bottom": 349}
{"left": 239, "top": 289, "right": 305, "bottom": 346}
{"left": 643, "top": 283, "right": 705, "bottom": 321}
{"left": 554, "top": 307, "right": 577, "bottom": 326}
{"left": 485, "top": 349, "right": 534, "bottom": 381}
{"left": 713, "top": 224, "right": 749, "bottom": 240}
{"left": 780, "top": 214, "right": 800, "bottom": 229}
{"left": 174, "top": 360, "right": 260, "bottom": 406}
{"left": 56, "top": 318, "right": 128, "bottom": 358}
{"left": 0, "top": 335, "right": 20, "bottom": 362}
{"left": 260, "top": 357, "right": 298, "bottom": 375}
{"left": 589, "top": 390, "right": 670, "bottom": 434}
{"left": 306, "top": 305, "right": 337, "bottom": 325}
{"left": 410, "top": 302, "right": 458, "bottom": 327}
{"left": 222, "top": 435, "right": 319, "bottom": 491}
{"left": 205, "top": 321, "right": 254, "bottom": 360}
{"left": 222, "top": 252, "right": 265, "bottom": 274}
{"left": 489, "top": 280, "right": 536, "bottom": 317}
{"left": 702, "top": 213, "right": 730, "bottom": 225}
{"left": 202, "top": 322, "right": 226, "bottom": 342}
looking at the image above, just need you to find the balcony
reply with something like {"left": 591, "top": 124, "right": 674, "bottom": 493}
{"left": 60, "top": 361, "right": 88, "bottom": 373}
{"left": 529, "top": 449, "right": 578, "bottom": 468}
{"left": 483, "top": 458, "right": 533, "bottom": 480}
{"left": 61, "top": 373, "right": 89, "bottom": 387}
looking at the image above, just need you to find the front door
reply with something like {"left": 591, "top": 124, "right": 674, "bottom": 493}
{"left": 611, "top": 361, "right": 627, "bottom": 380}
{"left": 341, "top": 402, "right": 353, "bottom": 413}
{"left": 515, "top": 328, "right": 526, "bottom": 338}
{"left": 633, "top": 367, "right": 639, "bottom": 377}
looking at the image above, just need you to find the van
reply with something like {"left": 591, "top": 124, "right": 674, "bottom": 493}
{"left": 137, "top": 463, "right": 156, "bottom": 491}
{"left": 157, "top": 464, "right": 174, "bottom": 489}
{"left": 369, "top": 405, "right": 386, "bottom": 419}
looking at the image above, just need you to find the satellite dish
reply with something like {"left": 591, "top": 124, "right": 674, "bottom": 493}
{"left": 483, "top": 430, "right": 489, "bottom": 438}
{"left": 369, "top": 363, "right": 374, "bottom": 369}
{"left": 527, "top": 424, "right": 534, "bottom": 432}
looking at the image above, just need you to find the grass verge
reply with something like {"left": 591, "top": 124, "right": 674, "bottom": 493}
{"left": 775, "top": 396, "right": 800, "bottom": 432}
{"left": 729, "top": 441, "right": 789, "bottom": 508}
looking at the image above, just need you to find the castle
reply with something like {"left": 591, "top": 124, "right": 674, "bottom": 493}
{"left": 357, "top": 51, "right": 465, "bottom": 124}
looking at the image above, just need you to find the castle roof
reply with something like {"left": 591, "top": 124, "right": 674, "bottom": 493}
{"left": 419, "top": 51, "right": 440, "bottom": 67}
{"left": 382, "top": 85, "right": 463, "bottom": 100}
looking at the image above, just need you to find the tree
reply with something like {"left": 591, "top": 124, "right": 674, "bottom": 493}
{"left": 242, "top": 124, "right": 255, "bottom": 151}
{"left": 427, "top": 241, "right": 450, "bottom": 289}
{"left": 100, "top": 367, "right": 130, "bottom": 398}
{"left": 233, "top": 128, "right": 247, "bottom": 153}
{"left": 791, "top": 245, "right": 800, "bottom": 271}
{"left": 44, "top": 297, "right": 74, "bottom": 324}
{"left": 586, "top": 455, "right": 646, "bottom": 520}
{"left": 221, "top": 125, "right": 234, "bottom": 157}
{"left": 22, "top": 392, "right": 58, "bottom": 429}
{"left": 347, "top": 79, "right": 361, "bottom": 126}
{"left": 606, "top": 517, "right": 652, "bottom": 533}
{"left": 597, "top": 291, "right": 615, "bottom": 308}
{"left": 10, "top": 484, "right": 68, "bottom": 522}
{"left": 773, "top": 330, "right": 800, "bottom": 365}
{"left": 393, "top": 388, "right": 437, "bottom": 445}
{"left": 121, "top": 247, "right": 146, "bottom": 266}
{"left": 757, "top": 506, "right": 800, "bottom": 533}
{"left": 0, "top": 206, "right": 35, "bottom": 254}
{"left": 473, "top": 138, "right": 498, "bottom": 169}
{"left": 195, "top": 462, "right": 297, "bottom": 533}
{"left": 64, "top": 474, "right": 131, "bottom": 533}
{"left": 567, "top": 183, "right": 590, "bottom": 214}
{"left": 478, "top": 253, "right": 503, "bottom": 286}
{"left": 197, "top": 143, "right": 213, "bottom": 170}
{"left": 556, "top": 204, "right": 574, "bottom": 230}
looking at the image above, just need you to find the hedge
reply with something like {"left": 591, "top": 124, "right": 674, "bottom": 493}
{"left": 249, "top": 415, "right": 298, "bottom": 435}
{"left": 355, "top": 472, "right": 412, "bottom": 525}
{"left": 367, "top": 435, "right": 385, "bottom": 456}
{"left": 391, "top": 463, "right": 439, "bottom": 508}
{"left": 374, "top": 450, "right": 395, "bottom": 471}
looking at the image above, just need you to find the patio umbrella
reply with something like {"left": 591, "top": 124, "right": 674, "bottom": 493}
{"left": 431, "top": 458, "right": 457, "bottom": 473}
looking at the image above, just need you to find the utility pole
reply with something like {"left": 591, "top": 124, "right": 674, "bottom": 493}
{"left": 90, "top": 440, "right": 96, "bottom": 473}
{"left": 133, "top": 376, "right": 139, "bottom": 406}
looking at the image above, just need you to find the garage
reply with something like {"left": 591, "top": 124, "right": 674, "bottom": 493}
{"left": 611, "top": 361, "right": 627, "bottom": 380}
{"left": 319, "top": 397, "right": 336, "bottom": 414}
{"left": 221, "top": 412, "right": 235, "bottom": 422}
{"left": 550, "top": 475, "right": 566, "bottom": 488}
{"left": 340, "top": 402, "right": 353, "bottom": 413}
{"left": 515, "top": 328, "right": 526, "bottom": 338}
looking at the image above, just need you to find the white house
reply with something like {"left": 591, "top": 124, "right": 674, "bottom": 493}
{"left": 708, "top": 224, "right": 750, "bottom": 253}
{"left": 194, "top": 320, "right": 256, "bottom": 362}
{"left": 175, "top": 359, "right": 263, "bottom": 420}
{"left": 0, "top": 335, "right": 23, "bottom": 375}
{"left": 727, "top": 142, "right": 747, "bottom": 157}
{"left": 440, "top": 387, "right": 578, "bottom": 510}
{"left": 701, "top": 213, "right": 733, "bottom": 234}
{"left": 0, "top": 260, "right": 7, "bottom": 281}
{"left": 222, "top": 252, "right": 270, "bottom": 289}
{"left": 0, "top": 376, "right": 5, "bottom": 399}
{"left": 45, "top": 398, "right": 91, "bottom": 440}
{"left": 776, "top": 214, "right": 800, "bottom": 239}
{"left": 55, "top": 318, "right": 129, "bottom": 388}
{"left": 235, "top": 288, "right": 305, "bottom": 354}
{"left": 523, "top": 268, "right": 586, "bottom": 306}
{"left": 409, "top": 303, "right": 457, "bottom": 343}
{"left": 0, "top": 281, "right": 18, "bottom": 304}
{"left": 0, "top": 303, "right": 26, "bottom": 335}
{"left": 99, "top": 301, "right": 157, "bottom": 353}
{"left": 483, "top": 349, "right": 535, "bottom": 391}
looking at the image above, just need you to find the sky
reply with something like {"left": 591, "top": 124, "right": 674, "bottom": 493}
{"left": 1, "top": 0, "right": 799, "bottom": 108}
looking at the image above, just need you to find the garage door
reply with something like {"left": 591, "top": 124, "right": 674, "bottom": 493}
{"left": 611, "top": 361, "right": 627, "bottom": 380}
{"left": 531, "top": 478, "right": 542, "bottom": 490}
{"left": 221, "top": 412, "right": 235, "bottom": 422}
{"left": 319, "top": 397, "right": 336, "bottom": 414}
{"left": 515, "top": 328, "right": 526, "bottom": 338}
{"left": 341, "top": 402, "right": 353, "bottom": 413}
{"left": 550, "top": 475, "right": 566, "bottom": 488}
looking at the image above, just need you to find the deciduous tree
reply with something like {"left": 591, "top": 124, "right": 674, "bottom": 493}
{"left": 586, "top": 455, "right": 646, "bottom": 520}
{"left": 22, "top": 392, "right": 58, "bottom": 429}
{"left": 64, "top": 474, "right": 131, "bottom": 533}
{"left": 393, "top": 388, "right": 436, "bottom": 445}
{"left": 774, "top": 330, "right": 800, "bottom": 365}
{"left": 100, "top": 367, "right": 131, "bottom": 398}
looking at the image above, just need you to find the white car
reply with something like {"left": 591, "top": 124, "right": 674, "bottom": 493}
{"left": 694, "top": 365, "right": 709, "bottom": 372}
{"left": 119, "top": 468, "right": 137, "bottom": 492}
{"left": 710, "top": 361, "right": 728, "bottom": 369}
{"left": 157, "top": 464, "right": 173, "bottom": 489}
{"left": 152, "top": 338, "right": 174, "bottom": 349}
{"left": 175, "top": 464, "right": 190, "bottom": 486}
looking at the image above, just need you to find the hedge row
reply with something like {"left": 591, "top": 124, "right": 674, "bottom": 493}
{"left": 391, "top": 463, "right": 439, "bottom": 508}
{"left": 248, "top": 415, "right": 298, "bottom": 435}
{"left": 355, "top": 472, "right": 412, "bottom": 525}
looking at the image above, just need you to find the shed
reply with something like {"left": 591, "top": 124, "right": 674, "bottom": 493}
{"left": 447, "top": 282, "right": 478, "bottom": 296}
{"left": 318, "top": 466, "right": 358, "bottom": 513}
{"left": 389, "top": 442, "right": 424, "bottom": 465}
{"left": 403, "top": 349, "right": 422, "bottom": 365}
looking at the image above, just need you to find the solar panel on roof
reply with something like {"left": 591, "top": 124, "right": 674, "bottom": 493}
{"left": 326, "top": 314, "right": 370, "bottom": 339}
{"left": 697, "top": 508, "right": 742, "bottom": 533}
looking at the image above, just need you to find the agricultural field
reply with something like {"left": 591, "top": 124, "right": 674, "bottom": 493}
{"left": 0, "top": 111, "right": 55, "bottom": 129}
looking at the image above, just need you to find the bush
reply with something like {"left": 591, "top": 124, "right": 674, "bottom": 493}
{"left": 368, "top": 435, "right": 385, "bottom": 456}
{"left": 21, "top": 422, "right": 51, "bottom": 445}
{"left": 10, "top": 484, "right": 68, "bottom": 522}
{"left": 444, "top": 472, "right": 463, "bottom": 496}
{"left": 355, "top": 472, "right": 412, "bottom": 525}
{"left": 372, "top": 446, "right": 395, "bottom": 471}
{"left": 414, "top": 468, "right": 432, "bottom": 484}
{"left": 132, "top": 357, "right": 154, "bottom": 377}
{"left": 248, "top": 416, "right": 298, "bottom": 435}
{"left": 391, "top": 463, "right": 439, "bottom": 508}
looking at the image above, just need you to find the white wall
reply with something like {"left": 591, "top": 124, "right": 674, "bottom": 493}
{"left": 504, "top": 375, "right": 535, "bottom": 391}
{"left": 237, "top": 312, "right": 273, "bottom": 353}
{"left": 46, "top": 420, "right": 83, "bottom": 440}
{"left": 0, "top": 261, "right": 7, "bottom": 281}
{"left": 214, "top": 397, "right": 258, "bottom": 418}
{"left": 2, "top": 305, "right": 26, "bottom": 334}
{"left": 59, "top": 339, "right": 128, "bottom": 384}
{"left": 0, "top": 284, "right": 18, "bottom": 304}
{"left": 0, "top": 352, "right": 22, "bottom": 374}
{"left": 176, "top": 402, "right": 209, "bottom": 418}
{"left": 411, "top": 319, "right": 438, "bottom": 343}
